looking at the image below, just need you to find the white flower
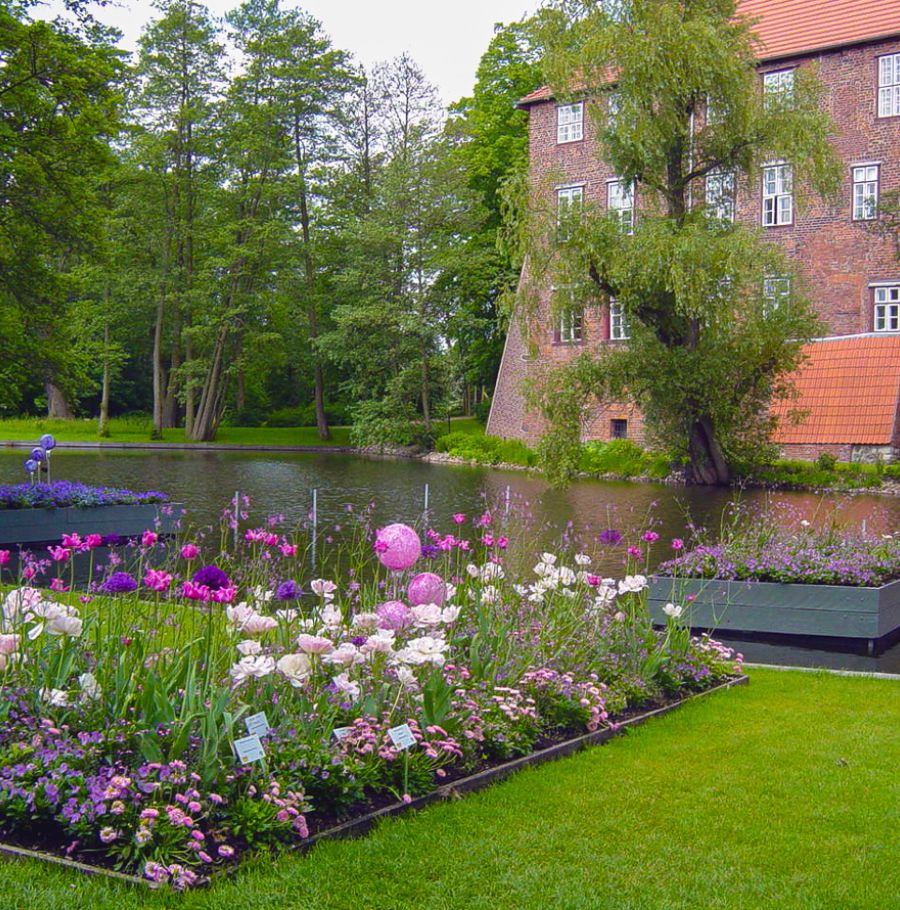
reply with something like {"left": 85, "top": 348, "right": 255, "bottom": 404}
{"left": 480, "top": 562, "right": 504, "bottom": 581}
{"left": 251, "top": 585, "right": 274, "bottom": 605}
{"left": 540, "top": 552, "right": 558, "bottom": 566}
{"left": 394, "top": 635, "right": 449, "bottom": 667}
{"left": 79, "top": 672, "right": 102, "bottom": 701}
{"left": 411, "top": 603, "right": 442, "bottom": 627}
{"left": 319, "top": 603, "right": 343, "bottom": 629}
{"left": 324, "top": 642, "right": 362, "bottom": 668}
{"left": 558, "top": 566, "right": 577, "bottom": 587}
{"left": 242, "top": 614, "right": 278, "bottom": 635}
{"left": 513, "top": 584, "right": 528, "bottom": 597}
{"left": 574, "top": 553, "right": 592, "bottom": 566}
{"left": 310, "top": 579, "right": 337, "bottom": 600}
{"left": 296, "top": 634, "right": 334, "bottom": 655}
{"left": 275, "top": 608, "right": 299, "bottom": 623}
{"left": 3, "top": 587, "right": 42, "bottom": 625}
{"left": 440, "top": 605, "right": 461, "bottom": 624}
{"left": 480, "top": 585, "right": 499, "bottom": 605}
{"left": 445, "top": 584, "right": 457, "bottom": 601}
{"left": 395, "top": 665, "right": 418, "bottom": 690}
{"left": 466, "top": 564, "right": 480, "bottom": 578}
{"left": 352, "top": 612, "right": 381, "bottom": 631}
{"left": 226, "top": 603, "right": 256, "bottom": 630}
{"left": 229, "top": 655, "right": 275, "bottom": 686}
{"left": 236, "top": 639, "right": 262, "bottom": 656}
{"left": 332, "top": 672, "right": 360, "bottom": 702}
{"left": 47, "top": 613, "right": 83, "bottom": 637}
{"left": 663, "top": 602, "right": 683, "bottom": 619}
{"left": 800, "top": 520, "right": 811, "bottom": 528}
{"left": 618, "top": 574, "right": 648, "bottom": 595}
{"left": 361, "top": 629, "right": 395, "bottom": 655}
{"left": 276, "top": 652, "right": 311, "bottom": 687}
{"left": 41, "top": 687, "right": 70, "bottom": 707}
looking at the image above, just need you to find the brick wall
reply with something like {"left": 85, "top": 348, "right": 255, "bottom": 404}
{"left": 488, "top": 34, "right": 900, "bottom": 459}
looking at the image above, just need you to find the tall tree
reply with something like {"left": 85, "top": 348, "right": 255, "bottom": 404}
{"left": 523, "top": 0, "right": 841, "bottom": 484}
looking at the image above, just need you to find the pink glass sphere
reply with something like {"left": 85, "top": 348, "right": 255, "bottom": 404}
{"left": 375, "top": 523, "right": 421, "bottom": 571}
{"left": 407, "top": 572, "right": 446, "bottom": 607}
{"left": 376, "top": 600, "right": 411, "bottom": 630}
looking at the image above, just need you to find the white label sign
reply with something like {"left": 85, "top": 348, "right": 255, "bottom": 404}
{"left": 387, "top": 724, "right": 417, "bottom": 751}
{"left": 233, "top": 734, "right": 265, "bottom": 764}
{"left": 245, "top": 711, "right": 270, "bottom": 737}
{"left": 332, "top": 726, "right": 352, "bottom": 741}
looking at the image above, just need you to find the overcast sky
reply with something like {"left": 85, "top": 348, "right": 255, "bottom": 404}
{"left": 38, "top": 0, "right": 539, "bottom": 104}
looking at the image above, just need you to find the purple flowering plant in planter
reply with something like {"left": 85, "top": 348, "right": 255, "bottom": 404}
{"left": 0, "top": 498, "right": 744, "bottom": 888}
{"left": 0, "top": 481, "right": 168, "bottom": 511}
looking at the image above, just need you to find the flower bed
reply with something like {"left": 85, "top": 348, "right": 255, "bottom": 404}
{"left": 0, "top": 482, "right": 168, "bottom": 511}
{"left": 0, "top": 505, "right": 743, "bottom": 889}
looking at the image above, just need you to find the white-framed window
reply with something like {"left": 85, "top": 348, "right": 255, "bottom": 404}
{"left": 608, "top": 179, "right": 634, "bottom": 233}
{"left": 874, "top": 286, "right": 900, "bottom": 332}
{"left": 878, "top": 54, "right": 900, "bottom": 118}
{"left": 557, "top": 103, "right": 584, "bottom": 143}
{"left": 763, "top": 69, "right": 795, "bottom": 107}
{"left": 557, "top": 185, "right": 584, "bottom": 239}
{"left": 557, "top": 309, "right": 584, "bottom": 344}
{"left": 852, "top": 165, "right": 879, "bottom": 221}
{"left": 705, "top": 169, "right": 735, "bottom": 223}
{"left": 606, "top": 91, "right": 622, "bottom": 127}
{"left": 706, "top": 94, "right": 725, "bottom": 125}
{"left": 609, "top": 299, "right": 630, "bottom": 340}
{"left": 763, "top": 276, "right": 791, "bottom": 315}
{"left": 763, "top": 163, "right": 793, "bottom": 226}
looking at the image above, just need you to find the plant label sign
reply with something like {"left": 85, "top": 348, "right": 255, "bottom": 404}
{"left": 332, "top": 726, "right": 352, "bottom": 741}
{"left": 233, "top": 734, "right": 265, "bottom": 764}
{"left": 245, "top": 711, "right": 270, "bottom": 738}
{"left": 388, "top": 724, "right": 417, "bottom": 751}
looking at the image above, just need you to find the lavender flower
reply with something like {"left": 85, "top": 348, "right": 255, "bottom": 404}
{"left": 276, "top": 580, "right": 302, "bottom": 601}
{"left": 192, "top": 565, "right": 230, "bottom": 591}
{"left": 102, "top": 572, "right": 138, "bottom": 594}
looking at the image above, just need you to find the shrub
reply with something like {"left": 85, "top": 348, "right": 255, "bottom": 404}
{"left": 349, "top": 400, "right": 426, "bottom": 448}
{"left": 815, "top": 452, "right": 837, "bottom": 471}
{"left": 265, "top": 404, "right": 351, "bottom": 428}
{"left": 434, "top": 432, "right": 536, "bottom": 467}
{"left": 579, "top": 440, "right": 670, "bottom": 479}
{"left": 473, "top": 398, "right": 492, "bottom": 425}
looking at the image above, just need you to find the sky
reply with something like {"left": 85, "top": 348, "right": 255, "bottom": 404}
{"left": 38, "top": 0, "right": 539, "bottom": 104}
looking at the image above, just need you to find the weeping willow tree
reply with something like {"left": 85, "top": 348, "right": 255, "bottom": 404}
{"left": 516, "top": 0, "right": 841, "bottom": 485}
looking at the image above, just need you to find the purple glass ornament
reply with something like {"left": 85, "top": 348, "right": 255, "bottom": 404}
{"left": 407, "top": 572, "right": 446, "bottom": 606}
{"left": 40, "top": 434, "right": 56, "bottom": 451}
{"left": 376, "top": 600, "right": 411, "bottom": 630}
{"left": 375, "top": 523, "right": 421, "bottom": 571}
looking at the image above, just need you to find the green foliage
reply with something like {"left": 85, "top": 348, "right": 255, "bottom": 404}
{"left": 265, "top": 404, "right": 351, "bottom": 428}
{"left": 349, "top": 400, "right": 427, "bottom": 449}
{"left": 435, "top": 431, "right": 537, "bottom": 467}
{"left": 578, "top": 439, "right": 671, "bottom": 479}
{"left": 815, "top": 452, "right": 837, "bottom": 471}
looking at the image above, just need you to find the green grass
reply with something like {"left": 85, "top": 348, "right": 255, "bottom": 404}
{"left": 0, "top": 417, "right": 353, "bottom": 447}
{"left": 3, "top": 668, "right": 899, "bottom": 909}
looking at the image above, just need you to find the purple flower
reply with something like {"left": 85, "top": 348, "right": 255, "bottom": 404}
{"left": 276, "top": 579, "right": 302, "bottom": 601}
{"left": 192, "top": 565, "right": 230, "bottom": 591}
{"left": 102, "top": 571, "right": 138, "bottom": 594}
{"left": 599, "top": 529, "right": 622, "bottom": 545}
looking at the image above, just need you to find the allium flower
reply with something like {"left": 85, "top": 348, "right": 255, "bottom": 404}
{"left": 376, "top": 600, "right": 411, "bottom": 630}
{"left": 102, "top": 572, "right": 138, "bottom": 594}
{"left": 192, "top": 565, "right": 230, "bottom": 591}
{"left": 276, "top": 579, "right": 302, "bottom": 601}
{"left": 276, "top": 652, "right": 311, "bottom": 687}
{"left": 599, "top": 529, "right": 622, "bottom": 545}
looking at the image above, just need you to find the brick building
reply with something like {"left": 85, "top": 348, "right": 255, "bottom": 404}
{"left": 487, "top": 0, "right": 900, "bottom": 461}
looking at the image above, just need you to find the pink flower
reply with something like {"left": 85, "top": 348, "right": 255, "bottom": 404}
{"left": 210, "top": 585, "right": 236, "bottom": 604}
{"left": 452, "top": 513, "right": 466, "bottom": 525}
{"left": 144, "top": 569, "right": 173, "bottom": 592}
{"left": 50, "top": 578, "right": 69, "bottom": 593}
{"left": 217, "top": 844, "right": 234, "bottom": 858}
{"left": 671, "top": 538, "right": 684, "bottom": 550}
{"left": 265, "top": 533, "right": 278, "bottom": 547}
{"left": 627, "top": 546, "right": 642, "bottom": 558}
{"left": 296, "top": 633, "right": 334, "bottom": 655}
{"left": 280, "top": 543, "right": 297, "bottom": 557}
{"left": 61, "top": 533, "right": 82, "bottom": 549}
{"left": 142, "top": 530, "right": 159, "bottom": 547}
{"left": 182, "top": 581, "right": 210, "bottom": 602}
{"left": 497, "top": 537, "right": 509, "bottom": 550}
{"left": 84, "top": 534, "right": 103, "bottom": 549}
{"left": 586, "top": 574, "right": 602, "bottom": 587}
{"left": 0, "top": 550, "right": 8, "bottom": 566}
{"left": 181, "top": 544, "right": 199, "bottom": 560}
{"left": 48, "top": 546, "right": 70, "bottom": 563}
{"left": 23, "top": 566, "right": 35, "bottom": 581}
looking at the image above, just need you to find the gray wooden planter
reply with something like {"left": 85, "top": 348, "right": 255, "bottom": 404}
{"left": 649, "top": 575, "right": 900, "bottom": 649}
{"left": 0, "top": 503, "right": 183, "bottom": 548}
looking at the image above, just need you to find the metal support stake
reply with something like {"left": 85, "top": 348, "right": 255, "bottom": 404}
{"left": 311, "top": 488, "right": 318, "bottom": 573}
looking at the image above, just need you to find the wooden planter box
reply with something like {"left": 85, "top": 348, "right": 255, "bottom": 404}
{"left": 0, "top": 503, "right": 182, "bottom": 548}
{"left": 649, "top": 575, "right": 900, "bottom": 649}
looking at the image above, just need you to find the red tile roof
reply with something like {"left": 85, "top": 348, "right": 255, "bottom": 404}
{"left": 519, "top": 0, "right": 900, "bottom": 106}
{"left": 772, "top": 335, "right": 900, "bottom": 446}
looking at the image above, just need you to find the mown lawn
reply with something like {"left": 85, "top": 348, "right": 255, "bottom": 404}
{"left": 3, "top": 668, "right": 898, "bottom": 909}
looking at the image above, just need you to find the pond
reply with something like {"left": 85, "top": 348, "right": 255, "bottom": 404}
{"left": 1, "top": 447, "right": 898, "bottom": 673}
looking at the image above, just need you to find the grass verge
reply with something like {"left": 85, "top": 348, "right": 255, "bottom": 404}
{"left": 2, "top": 668, "right": 898, "bottom": 909}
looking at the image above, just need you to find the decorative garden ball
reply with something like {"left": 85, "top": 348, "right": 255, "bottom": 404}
{"left": 375, "top": 523, "right": 421, "bottom": 571}
{"left": 24, "top": 459, "right": 38, "bottom": 475}
{"left": 40, "top": 434, "right": 56, "bottom": 451}
{"left": 376, "top": 599, "right": 411, "bottom": 630}
{"left": 407, "top": 572, "right": 446, "bottom": 607}
{"left": 30, "top": 447, "right": 45, "bottom": 463}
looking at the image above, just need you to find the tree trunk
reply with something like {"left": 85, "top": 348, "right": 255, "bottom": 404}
{"left": 152, "top": 292, "right": 165, "bottom": 439}
{"left": 687, "top": 417, "right": 731, "bottom": 486}
{"left": 45, "top": 382, "right": 73, "bottom": 419}
{"left": 190, "top": 325, "right": 228, "bottom": 442}
{"left": 420, "top": 339, "right": 431, "bottom": 435}
{"left": 184, "top": 331, "right": 195, "bottom": 436}
{"left": 99, "top": 322, "right": 111, "bottom": 438}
